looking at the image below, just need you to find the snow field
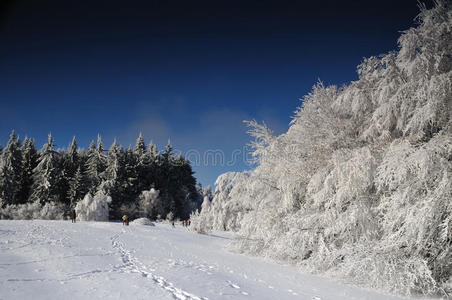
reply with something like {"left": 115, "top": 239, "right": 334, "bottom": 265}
{"left": 1, "top": 220, "right": 410, "bottom": 299}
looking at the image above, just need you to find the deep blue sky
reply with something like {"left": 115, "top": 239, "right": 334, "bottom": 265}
{"left": 0, "top": 0, "right": 434, "bottom": 187}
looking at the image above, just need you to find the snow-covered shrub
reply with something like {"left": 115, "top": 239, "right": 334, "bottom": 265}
{"left": 138, "top": 188, "right": 160, "bottom": 218}
{"left": 0, "top": 201, "right": 65, "bottom": 220}
{"left": 75, "top": 192, "right": 111, "bottom": 221}
{"left": 189, "top": 210, "right": 209, "bottom": 234}
{"left": 196, "top": 2, "right": 452, "bottom": 296}
{"left": 0, "top": 201, "right": 39, "bottom": 219}
{"left": 39, "top": 202, "right": 66, "bottom": 220}
{"left": 131, "top": 217, "right": 155, "bottom": 226}
{"left": 166, "top": 211, "right": 174, "bottom": 221}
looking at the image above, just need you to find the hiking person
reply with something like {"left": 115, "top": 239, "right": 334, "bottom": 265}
{"left": 185, "top": 220, "right": 188, "bottom": 227}
{"left": 71, "top": 209, "right": 76, "bottom": 223}
{"left": 122, "top": 215, "right": 129, "bottom": 226}
{"left": 172, "top": 221, "right": 175, "bottom": 228}
{"left": 188, "top": 220, "right": 191, "bottom": 226}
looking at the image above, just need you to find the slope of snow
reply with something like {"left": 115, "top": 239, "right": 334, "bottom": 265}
{"left": 0, "top": 220, "right": 412, "bottom": 299}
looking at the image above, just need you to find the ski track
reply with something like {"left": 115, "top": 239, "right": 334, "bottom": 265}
{"left": 110, "top": 230, "right": 205, "bottom": 300}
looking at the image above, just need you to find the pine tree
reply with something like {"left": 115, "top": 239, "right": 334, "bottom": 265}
{"left": 58, "top": 136, "right": 79, "bottom": 205}
{"left": 30, "top": 133, "right": 61, "bottom": 204}
{"left": 148, "top": 141, "right": 159, "bottom": 159}
{"left": 124, "top": 145, "right": 138, "bottom": 200}
{"left": 102, "top": 140, "right": 126, "bottom": 218}
{"left": 142, "top": 140, "right": 159, "bottom": 190}
{"left": 0, "top": 131, "right": 22, "bottom": 206}
{"left": 134, "top": 133, "right": 146, "bottom": 157}
{"left": 17, "top": 137, "right": 38, "bottom": 204}
{"left": 85, "top": 135, "right": 107, "bottom": 194}
{"left": 85, "top": 140, "right": 96, "bottom": 192}
{"left": 134, "top": 133, "right": 148, "bottom": 193}
{"left": 67, "top": 165, "right": 88, "bottom": 208}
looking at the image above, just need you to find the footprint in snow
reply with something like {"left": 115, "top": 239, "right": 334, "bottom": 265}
{"left": 312, "top": 297, "right": 322, "bottom": 300}
{"left": 227, "top": 281, "right": 240, "bottom": 289}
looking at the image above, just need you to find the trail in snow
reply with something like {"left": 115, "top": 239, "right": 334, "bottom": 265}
{"left": 0, "top": 220, "right": 410, "bottom": 300}
{"left": 110, "top": 230, "right": 205, "bottom": 300}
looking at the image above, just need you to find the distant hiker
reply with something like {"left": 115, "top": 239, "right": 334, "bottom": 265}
{"left": 122, "top": 215, "right": 129, "bottom": 226}
{"left": 172, "top": 221, "right": 175, "bottom": 228}
{"left": 71, "top": 209, "right": 76, "bottom": 223}
{"left": 185, "top": 220, "right": 188, "bottom": 227}
{"left": 182, "top": 220, "right": 185, "bottom": 227}
{"left": 188, "top": 220, "right": 191, "bottom": 226}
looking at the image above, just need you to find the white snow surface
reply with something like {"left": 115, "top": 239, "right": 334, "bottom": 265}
{"left": 0, "top": 220, "right": 410, "bottom": 300}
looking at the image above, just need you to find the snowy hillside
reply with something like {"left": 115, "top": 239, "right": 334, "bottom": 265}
{"left": 0, "top": 220, "right": 409, "bottom": 300}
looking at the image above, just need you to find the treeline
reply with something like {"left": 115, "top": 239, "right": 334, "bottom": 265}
{"left": 0, "top": 132, "right": 202, "bottom": 220}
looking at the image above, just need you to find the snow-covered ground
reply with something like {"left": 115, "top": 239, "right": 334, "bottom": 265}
{"left": 0, "top": 220, "right": 410, "bottom": 300}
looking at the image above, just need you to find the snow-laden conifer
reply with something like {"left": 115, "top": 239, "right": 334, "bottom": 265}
{"left": 0, "top": 131, "right": 22, "bottom": 206}
{"left": 17, "top": 137, "right": 38, "bottom": 204}
{"left": 30, "top": 134, "right": 61, "bottom": 204}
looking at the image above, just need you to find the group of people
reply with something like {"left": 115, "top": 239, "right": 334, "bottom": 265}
{"left": 70, "top": 211, "right": 186, "bottom": 228}
{"left": 170, "top": 220, "right": 190, "bottom": 227}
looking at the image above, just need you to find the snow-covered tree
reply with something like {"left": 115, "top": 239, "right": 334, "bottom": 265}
{"left": 30, "top": 133, "right": 61, "bottom": 204}
{"left": 58, "top": 136, "right": 80, "bottom": 205}
{"left": 134, "top": 132, "right": 146, "bottom": 157}
{"left": 100, "top": 140, "right": 126, "bottom": 217}
{"left": 67, "top": 165, "right": 88, "bottom": 209}
{"left": 75, "top": 192, "right": 111, "bottom": 221}
{"left": 0, "top": 131, "right": 22, "bottom": 206}
{"left": 17, "top": 137, "right": 38, "bottom": 204}
{"left": 85, "top": 136, "right": 107, "bottom": 194}
{"left": 0, "top": 132, "right": 201, "bottom": 221}
{"left": 138, "top": 188, "right": 161, "bottom": 218}
{"left": 194, "top": 2, "right": 452, "bottom": 296}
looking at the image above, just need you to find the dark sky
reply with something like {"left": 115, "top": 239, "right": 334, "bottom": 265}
{"left": 0, "top": 0, "right": 435, "bottom": 186}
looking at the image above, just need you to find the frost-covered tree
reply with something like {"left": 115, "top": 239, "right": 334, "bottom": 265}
{"left": 134, "top": 134, "right": 154, "bottom": 194}
{"left": 101, "top": 140, "right": 126, "bottom": 218}
{"left": 138, "top": 188, "right": 161, "bottom": 218}
{"left": 0, "top": 131, "right": 22, "bottom": 206}
{"left": 134, "top": 132, "right": 146, "bottom": 157}
{"left": 67, "top": 165, "right": 88, "bottom": 209}
{"left": 0, "top": 200, "right": 65, "bottom": 220}
{"left": 17, "top": 137, "right": 38, "bottom": 204}
{"left": 58, "top": 136, "right": 80, "bottom": 205}
{"left": 124, "top": 145, "right": 138, "bottom": 200}
{"left": 30, "top": 133, "right": 61, "bottom": 204}
{"left": 75, "top": 192, "right": 111, "bottom": 221}
{"left": 193, "top": 2, "right": 452, "bottom": 296}
{"left": 85, "top": 136, "right": 107, "bottom": 194}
